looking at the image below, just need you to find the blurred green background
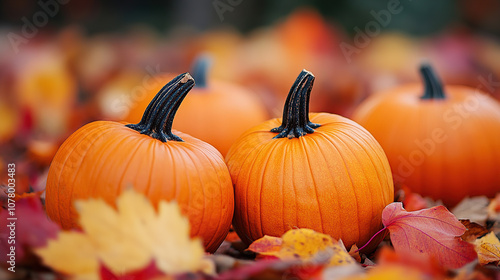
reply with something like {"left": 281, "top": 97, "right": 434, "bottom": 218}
{"left": 1, "top": 0, "right": 499, "bottom": 36}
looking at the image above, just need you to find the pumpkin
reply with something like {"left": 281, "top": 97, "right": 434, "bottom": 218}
{"left": 352, "top": 64, "right": 500, "bottom": 206}
{"left": 225, "top": 70, "right": 394, "bottom": 250}
{"left": 46, "top": 73, "right": 234, "bottom": 253}
{"left": 124, "top": 55, "right": 269, "bottom": 156}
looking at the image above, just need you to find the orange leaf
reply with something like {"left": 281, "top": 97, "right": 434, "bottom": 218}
{"left": 14, "top": 190, "right": 44, "bottom": 201}
{"left": 247, "top": 235, "right": 283, "bottom": 256}
{"left": 474, "top": 232, "right": 500, "bottom": 266}
{"left": 382, "top": 202, "right": 477, "bottom": 269}
{"left": 248, "top": 228, "right": 357, "bottom": 267}
{"left": 346, "top": 265, "right": 425, "bottom": 280}
{"left": 376, "top": 246, "right": 446, "bottom": 278}
{"left": 348, "top": 244, "right": 361, "bottom": 263}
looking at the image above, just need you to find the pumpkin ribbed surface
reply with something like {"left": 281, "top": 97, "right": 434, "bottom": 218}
{"left": 226, "top": 70, "right": 394, "bottom": 249}
{"left": 46, "top": 73, "right": 234, "bottom": 253}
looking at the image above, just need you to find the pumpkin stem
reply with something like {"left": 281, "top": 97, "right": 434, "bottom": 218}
{"left": 191, "top": 54, "right": 211, "bottom": 88}
{"left": 271, "top": 69, "right": 320, "bottom": 139}
{"left": 126, "top": 73, "right": 195, "bottom": 142}
{"left": 420, "top": 64, "right": 445, "bottom": 99}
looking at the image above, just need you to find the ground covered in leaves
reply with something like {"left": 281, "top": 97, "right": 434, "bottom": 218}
{"left": 0, "top": 186, "right": 499, "bottom": 280}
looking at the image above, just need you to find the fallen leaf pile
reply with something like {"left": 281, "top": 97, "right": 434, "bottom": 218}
{"left": 1, "top": 186, "right": 500, "bottom": 279}
{"left": 248, "top": 228, "right": 358, "bottom": 267}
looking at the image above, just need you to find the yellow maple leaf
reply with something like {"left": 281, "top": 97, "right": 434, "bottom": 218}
{"left": 36, "top": 189, "right": 213, "bottom": 279}
{"left": 249, "top": 228, "right": 356, "bottom": 266}
{"left": 37, "top": 232, "right": 98, "bottom": 280}
{"left": 475, "top": 232, "right": 500, "bottom": 266}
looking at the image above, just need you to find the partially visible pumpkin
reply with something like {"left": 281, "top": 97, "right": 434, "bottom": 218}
{"left": 46, "top": 73, "right": 234, "bottom": 253}
{"left": 124, "top": 55, "right": 269, "bottom": 156}
{"left": 225, "top": 70, "right": 394, "bottom": 250}
{"left": 352, "top": 64, "right": 500, "bottom": 206}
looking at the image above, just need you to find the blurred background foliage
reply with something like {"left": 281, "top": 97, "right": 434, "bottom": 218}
{"left": 1, "top": 0, "right": 499, "bottom": 35}
{"left": 0, "top": 0, "right": 500, "bottom": 195}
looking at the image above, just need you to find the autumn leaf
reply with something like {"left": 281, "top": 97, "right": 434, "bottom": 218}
{"left": 400, "top": 186, "right": 428, "bottom": 211}
{"left": 100, "top": 261, "right": 163, "bottom": 280}
{"left": 248, "top": 228, "right": 357, "bottom": 267}
{"left": 36, "top": 232, "right": 98, "bottom": 279}
{"left": 460, "top": 220, "right": 489, "bottom": 243}
{"left": 474, "top": 232, "right": 500, "bottom": 266}
{"left": 216, "top": 257, "right": 328, "bottom": 280}
{"left": 345, "top": 265, "right": 425, "bottom": 280}
{"left": 375, "top": 246, "right": 446, "bottom": 278}
{"left": 14, "top": 190, "right": 44, "bottom": 201}
{"left": 452, "top": 196, "right": 490, "bottom": 225}
{"left": 488, "top": 193, "right": 500, "bottom": 220}
{"left": 247, "top": 235, "right": 282, "bottom": 257}
{"left": 216, "top": 259, "right": 299, "bottom": 280}
{"left": 36, "top": 189, "right": 214, "bottom": 280}
{"left": 382, "top": 202, "right": 477, "bottom": 269}
{"left": 348, "top": 244, "right": 361, "bottom": 263}
{"left": 0, "top": 195, "right": 59, "bottom": 266}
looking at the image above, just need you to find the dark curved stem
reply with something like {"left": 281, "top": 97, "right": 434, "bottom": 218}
{"left": 126, "top": 73, "right": 195, "bottom": 142}
{"left": 191, "top": 54, "right": 211, "bottom": 88}
{"left": 272, "top": 69, "right": 320, "bottom": 139}
{"left": 128, "top": 74, "right": 185, "bottom": 132}
{"left": 420, "top": 64, "right": 446, "bottom": 99}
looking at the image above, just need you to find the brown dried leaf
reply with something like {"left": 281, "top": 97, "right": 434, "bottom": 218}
{"left": 452, "top": 196, "right": 490, "bottom": 226}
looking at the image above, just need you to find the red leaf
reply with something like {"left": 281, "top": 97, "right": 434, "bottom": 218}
{"left": 402, "top": 187, "right": 428, "bottom": 212}
{"left": 100, "top": 260, "right": 163, "bottom": 280}
{"left": 382, "top": 202, "right": 477, "bottom": 269}
{"left": 376, "top": 246, "right": 447, "bottom": 278}
{"left": 0, "top": 196, "right": 60, "bottom": 265}
{"left": 216, "top": 259, "right": 298, "bottom": 280}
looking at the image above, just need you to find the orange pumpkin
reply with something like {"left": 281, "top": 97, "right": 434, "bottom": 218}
{"left": 46, "top": 73, "right": 234, "bottom": 252}
{"left": 352, "top": 64, "right": 500, "bottom": 206}
{"left": 124, "top": 55, "right": 269, "bottom": 156}
{"left": 225, "top": 70, "right": 394, "bottom": 250}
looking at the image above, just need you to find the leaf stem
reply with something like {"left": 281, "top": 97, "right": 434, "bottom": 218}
{"left": 356, "top": 227, "right": 388, "bottom": 252}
